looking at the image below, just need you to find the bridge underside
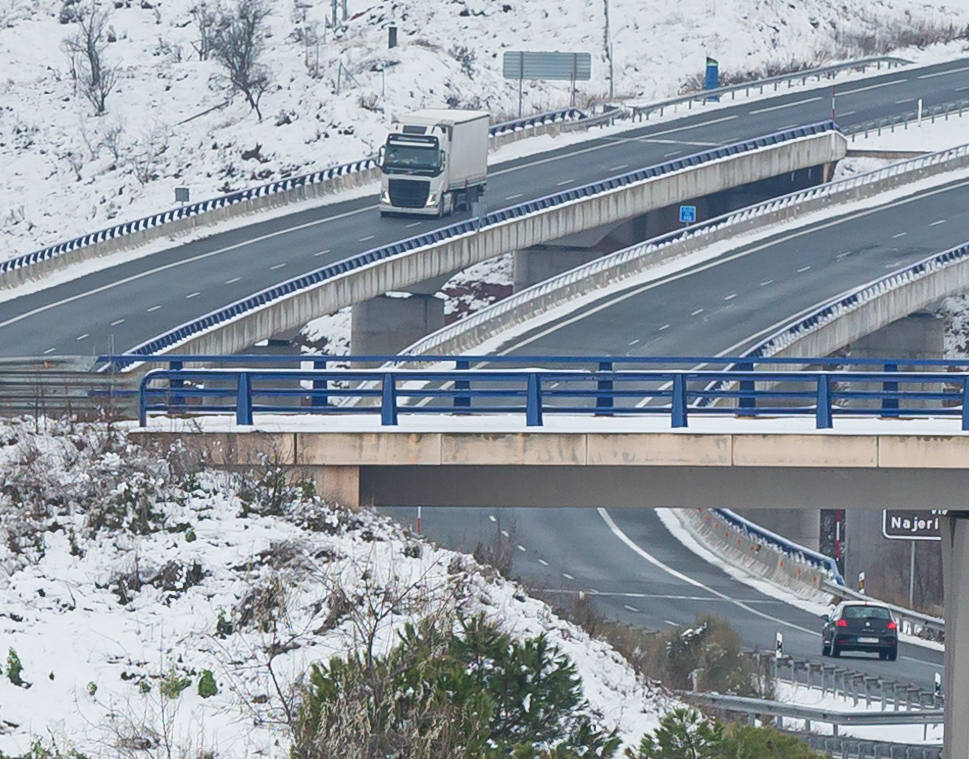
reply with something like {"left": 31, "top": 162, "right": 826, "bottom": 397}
{"left": 357, "top": 465, "right": 969, "bottom": 510}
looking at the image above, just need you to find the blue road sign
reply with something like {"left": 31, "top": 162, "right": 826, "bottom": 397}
{"left": 679, "top": 205, "right": 697, "bottom": 223}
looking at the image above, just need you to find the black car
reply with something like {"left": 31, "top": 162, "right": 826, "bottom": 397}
{"left": 821, "top": 602, "right": 898, "bottom": 660}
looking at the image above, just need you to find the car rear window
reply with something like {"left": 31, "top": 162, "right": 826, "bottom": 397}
{"left": 843, "top": 605, "right": 891, "bottom": 620}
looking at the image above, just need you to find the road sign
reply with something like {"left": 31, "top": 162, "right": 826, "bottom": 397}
{"left": 679, "top": 205, "right": 697, "bottom": 223}
{"left": 882, "top": 509, "right": 947, "bottom": 541}
{"left": 503, "top": 50, "right": 592, "bottom": 117}
{"left": 174, "top": 186, "right": 190, "bottom": 204}
{"left": 502, "top": 51, "right": 592, "bottom": 81}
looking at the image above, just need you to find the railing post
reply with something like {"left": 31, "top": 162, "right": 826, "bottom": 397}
{"left": 381, "top": 373, "right": 398, "bottom": 426}
{"left": 672, "top": 374, "right": 688, "bottom": 428}
{"left": 962, "top": 377, "right": 969, "bottom": 431}
{"left": 454, "top": 358, "right": 471, "bottom": 411}
{"left": 138, "top": 381, "right": 148, "bottom": 427}
{"left": 236, "top": 373, "right": 253, "bottom": 425}
{"left": 596, "top": 360, "right": 614, "bottom": 416}
{"left": 312, "top": 358, "right": 328, "bottom": 407}
{"left": 815, "top": 374, "right": 832, "bottom": 429}
{"left": 738, "top": 361, "right": 755, "bottom": 413}
{"left": 169, "top": 360, "right": 183, "bottom": 409}
{"left": 526, "top": 373, "right": 543, "bottom": 427}
{"left": 881, "top": 362, "right": 898, "bottom": 417}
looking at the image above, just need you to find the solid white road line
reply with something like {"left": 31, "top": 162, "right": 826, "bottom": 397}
{"left": 749, "top": 96, "right": 822, "bottom": 114}
{"left": 597, "top": 508, "right": 818, "bottom": 636}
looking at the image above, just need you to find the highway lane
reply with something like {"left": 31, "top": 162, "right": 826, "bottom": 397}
{"left": 383, "top": 173, "right": 969, "bottom": 692}
{"left": 2, "top": 57, "right": 969, "bottom": 357}
{"left": 381, "top": 505, "right": 943, "bottom": 690}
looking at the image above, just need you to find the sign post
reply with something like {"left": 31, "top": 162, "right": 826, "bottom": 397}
{"left": 882, "top": 509, "right": 946, "bottom": 608}
{"left": 503, "top": 50, "right": 592, "bottom": 118}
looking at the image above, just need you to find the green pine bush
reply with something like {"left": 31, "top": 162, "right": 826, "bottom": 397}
{"left": 198, "top": 669, "right": 218, "bottom": 698}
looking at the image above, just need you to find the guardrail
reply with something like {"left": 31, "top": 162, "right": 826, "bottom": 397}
{"left": 398, "top": 139, "right": 969, "bottom": 359}
{"left": 687, "top": 692, "right": 943, "bottom": 733}
{"left": 849, "top": 96, "right": 969, "bottom": 140}
{"left": 631, "top": 56, "right": 909, "bottom": 120}
{"left": 104, "top": 121, "right": 837, "bottom": 370}
{"left": 0, "top": 109, "right": 588, "bottom": 285}
{"left": 747, "top": 652, "right": 942, "bottom": 710}
{"left": 133, "top": 361, "right": 969, "bottom": 428}
{"left": 714, "top": 508, "right": 846, "bottom": 585}
{"left": 803, "top": 734, "right": 940, "bottom": 759}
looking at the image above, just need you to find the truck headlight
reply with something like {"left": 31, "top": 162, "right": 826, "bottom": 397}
{"left": 380, "top": 189, "right": 390, "bottom": 203}
{"left": 426, "top": 193, "right": 438, "bottom": 206}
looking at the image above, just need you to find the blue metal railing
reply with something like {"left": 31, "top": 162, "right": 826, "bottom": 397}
{"left": 130, "top": 356, "right": 969, "bottom": 430}
{"left": 105, "top": 121, "right": 839, "bottom": 370}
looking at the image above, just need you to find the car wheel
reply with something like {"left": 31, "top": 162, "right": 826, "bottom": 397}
{"left": 831, "top": 643, "right": 840, "bottom": 658}
{"left": 878, "top": 650, "right": 887, "bottom": 660}
{"left": 821, "top": 639, "right": 828, "bottom": 657}
{"left": 888, "top": 649, "right": 897, "bottom": 662}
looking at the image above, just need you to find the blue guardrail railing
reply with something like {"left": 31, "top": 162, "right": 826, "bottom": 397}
{"left": 122, "top": 353, "right": 969, "bottom": 436}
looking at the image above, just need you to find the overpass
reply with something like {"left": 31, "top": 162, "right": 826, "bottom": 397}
{"left": 128, "top": 356, "right": 969, "bottom": 758}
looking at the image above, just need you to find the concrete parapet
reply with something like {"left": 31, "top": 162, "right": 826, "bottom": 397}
{"left": 670, "top": 508, "right": 834, "bottom": 601}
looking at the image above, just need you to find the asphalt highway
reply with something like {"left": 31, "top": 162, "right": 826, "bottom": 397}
{"left": 5, "top": 57, "right": 964, "bottom": 698}
{"left": 2, "top": 58, "right": 969, "bottom": 357}
{"left": 380, "top": 169, "right": 969, "bottom": 693}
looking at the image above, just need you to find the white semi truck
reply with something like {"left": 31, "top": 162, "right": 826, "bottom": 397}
{"left": 378, "top": 109, "right": 489, "bottom": 217}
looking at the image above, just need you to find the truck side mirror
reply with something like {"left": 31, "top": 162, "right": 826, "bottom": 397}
{"left": 439, "top": 150, "right": 446, "bottom": 167}
{"left": 378, "top": 145, "right": 386, "bottom": 165}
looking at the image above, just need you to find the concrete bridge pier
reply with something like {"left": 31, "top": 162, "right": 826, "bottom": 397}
{"left": 350, "top": 275, "right": 449, "bottom": 356}
{"left": 942, "top": 514, "right": 969, "bottom": 759}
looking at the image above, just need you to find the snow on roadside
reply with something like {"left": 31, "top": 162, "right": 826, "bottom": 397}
{"left": 3, "top": 0, "right": 969, "bottom": 262}
{"left": 0, "top": 417, "right": 668, "bottom": 756}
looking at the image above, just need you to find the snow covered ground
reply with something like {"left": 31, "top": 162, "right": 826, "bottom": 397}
{"left": 0, "top": 417, "right": 669, "bottom": 756}
{"left": 3, "top": 0, "right": 969, "bottom": 263}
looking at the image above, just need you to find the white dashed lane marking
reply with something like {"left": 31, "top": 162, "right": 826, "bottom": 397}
{"left": 147, "top": 305, "right": 161, "bottom": 312}
{"left": 538, "top": 559, "right": 549, "bottom": 566}
{"left": 796, "top": 265, "right": 811, "bottom": 273}
{"left": 44, "top": 347, "right": 56, "bottom": 354}
{"left": 623, "top": 604, "right": 639, "bottom": 612}
{"left": 225, "top": 276, "right": 241, "bottom": 284}
{"left": 562, "top": 572, "right": 575, "bottom": 580}
{"left": 749, "top": 96, "right": 821, "bottom": 114}
{"left": 359, "top": 234, "right": 376, "bottom": 241}
{"left": 186, "top": 292, "right": 200, "bottom": 299}
{"left": 760, "top": 279, "right": 774, "bottom": 286}
{"left": 723, "top": 293, "right": 737, "bottom": 301}
{"left": 690, "top": 308, "right": 704, "bottom": 316}
{"left": 658, "top": 324, "right": 670, "bottom": 331}
{"left": 506, "top": 193, "right": 524, "bottom": 200}
{"left": 314, "top": 249, "right": 331, "bottom": 257}
{"left": 892, "top": 232, "right": 908, "bottom": 238}
{"left": 76, "top": 333, "right": 88, "bottom": 341}
{"left": 517, "top": 544, "right": 527, "bottom": 552}
{"left": 270, "top": 263, "right": 286, "bottom": 270}
{"left": 930, "top": 219, "right": 947, "bottom": 226}
{"left": 110, "top": 319, "right": 124, "bottom": 326}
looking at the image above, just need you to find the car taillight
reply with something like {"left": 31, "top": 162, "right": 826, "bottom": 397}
{"left": 887, "top": 621, "right": 897, "bottom": 630}
{"left": 836, "top": 619, "right": 848, "bottom": 627}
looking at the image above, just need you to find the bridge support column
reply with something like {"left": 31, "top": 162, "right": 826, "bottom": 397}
{"left": 350, "top": 292, "right": 445, "bottom": 356}
{"left": 513, "top": 246, "right": 604, "bottom": 291}
{"left": 942, "top": 514, "right": 969, "bottom": 759}
{"left": 310, "top": 465, "right": 360, "bottom": 509}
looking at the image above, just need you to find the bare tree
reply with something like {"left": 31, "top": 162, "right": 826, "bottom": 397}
{"left": 62, "top": 0, "right": 119, "bottom": 116}
{"left": 190, "top": 1, "right": 219, "bottom": 60}
{"left": 211, "top": 0, "right": 273, "bottom": 120}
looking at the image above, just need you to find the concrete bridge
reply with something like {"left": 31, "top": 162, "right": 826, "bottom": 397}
{"left": 131, "top": 418, "right": 969, "bottom": 759}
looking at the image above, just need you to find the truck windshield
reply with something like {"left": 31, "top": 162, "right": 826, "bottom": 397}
{"left": 383, "top": 144, "right": 441, "bottom": 173}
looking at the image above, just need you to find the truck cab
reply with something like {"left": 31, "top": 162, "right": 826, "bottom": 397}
{"left": 379, "top": 109, "right": 489, "bottom": 218}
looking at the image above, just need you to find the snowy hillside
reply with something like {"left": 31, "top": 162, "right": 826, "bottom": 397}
{"left": 2, "top": 0, "right": 969, "bottom": 260}
{"left": 0, "top": 418, "right": 668, "bottom": 756}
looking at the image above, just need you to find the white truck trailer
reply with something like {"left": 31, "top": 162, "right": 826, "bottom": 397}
{"left": 378, "top": 109, "right": 489, "bottom": 217}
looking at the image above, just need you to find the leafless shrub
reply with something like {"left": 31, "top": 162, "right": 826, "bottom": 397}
{"left": 190, "top": 1, "right": 219, "bottom": 60}
{"left": 62, "top": 0, "right": 119, "bottom": 116}
{"left": 129, "top": 121, "right": 171, "bottom": 185}
{"left": 211, "top": 0, "right": 273, "bottom": 120}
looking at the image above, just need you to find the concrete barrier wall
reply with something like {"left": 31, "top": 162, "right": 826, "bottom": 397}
{"left": 151, "top": 132, "right": 846, "bottom": 357}
{"left": 670, "top": 508, "right": 836, "bottom": 601}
